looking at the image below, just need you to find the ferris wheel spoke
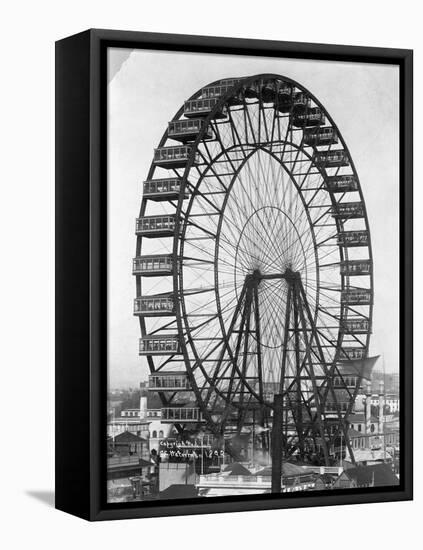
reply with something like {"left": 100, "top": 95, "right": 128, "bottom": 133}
{"left": 267, "top": 106, "right": 278, "bottom": 154}
{"left": 243, "top": 101, "right": 258, "bottom": 145}
{"left": 226, "top": 110, "right": 245, "bottom": 152}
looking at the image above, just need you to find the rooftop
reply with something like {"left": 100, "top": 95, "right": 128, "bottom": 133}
{"left": 344, "top": 448, "right": 393, "bottom": 463}
{"left": 348, "top": 428, "right": 366, "bottom": 438}
{"left": 349, "top": 413, "right": 378, "bottom": 423}
{"left": 159, "top": 484, "right": 199, "bottom": 500}
{"left": 112, "top": 431, "right": 147, "bottom": 443}
{"left": 255, "top": 462, "right": 306, "bottom": 477}
{"left": 223, "top": 463, "right": 252, "bottom": 476}
{"left": 109, "top": 418, "right": 149, "bottom": 426}
{"left": 344, "top": 463, "right": 399, "bottom": 487}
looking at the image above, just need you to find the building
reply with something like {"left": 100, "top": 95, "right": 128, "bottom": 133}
{"left": 348, "top": 428, "right": 368, "bottom": 450}
{"left": 371, "top": 393, "right": 400, "bottom": 413}
{"left": 146, "top": 393, "right": 174, "bottom": 451}
{"left": 314, "top": 473, "right": 336, "bottom": 490}
{"left": 343, "top": 447, "right": 393, "bottom": 467}
{"left": 348, "top": 413, "right": 379, "bottom": 434}
{"left": 346, "top": 380, "right": 400, "bottom": 464}
{"left": 107, "top": 432, "right": 154, "bottom": 502}
{"left": 107, "top": 407, "right": 150, "bottom": 439}
{"left": 108, "top": 430, "right": 150, "bottom": 462}
{"left": 333, "top": 463, "right": 399, "bottom": 489}
{"left": 108, "top": 391, "right": 176, "bottom": 446}
{"left": 371, "top": 371, "right": 400, "bottom": 394}
{"left": 196, "top": 462, "right": 316, "bottom": 497}
{"left": 107, "top": 455, "right": 154, "bottom": 502}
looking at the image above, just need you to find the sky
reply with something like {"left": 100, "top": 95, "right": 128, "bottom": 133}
{"left": 107, "top": 47, "right": 399, "bottom": 388}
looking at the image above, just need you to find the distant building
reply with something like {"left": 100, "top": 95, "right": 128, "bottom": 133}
{"left": 107, "top": 408, "right": 150, "bottom": 439}
{"left": 346, "top": 380, "right": 400, "bottom": 463}
{"left": 343, "top": 447, "right": 393, "bottom": 467}
{"left": 314, "top": 473, "right": 336, "bottom": 491}
{"left": 348, "top": 428, "right": 368, "bottom": 450}
{"left": 108, "top": 430, "right": 150, "bottom": 462}
{"left": 333, "top": 463, "right": 399, "bottom": 489}
{"left": 371, "top": 393, "right": 400, "bottom": 413}
{"left": 120, "top": 408, "right": 141, "bottom": 418}
{"left": 349, "top": 413, "right": 379, "bottom": 434}
{"left": 146, "top": 393, "right": 173, "bottom": 451}
{"left": 107, "top": 455, "right": 153, "bottom": 502}
{"left": 108, "top": 391, "right": 175, "bottom": 449}
{"left": 107, "top": 431, "right": 153, "bottom": 502}
{"left": 196, "top": 462, "right": 315, "bottom": 497}
{"left": 371, "top": 371, "right": 400, "bottom": 393}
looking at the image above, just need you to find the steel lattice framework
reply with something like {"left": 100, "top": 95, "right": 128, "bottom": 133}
{"left": 134, "top": 74, "right": 374, "bottom": 465}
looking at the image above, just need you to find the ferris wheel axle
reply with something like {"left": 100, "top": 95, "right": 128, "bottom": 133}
{"left": 246, "top": 267, "right": 300, "bottom": 284}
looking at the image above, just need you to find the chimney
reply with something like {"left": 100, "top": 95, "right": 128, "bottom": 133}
{"left": 140, "top": 396, "right": 147, "bottom": 419}
{"left": 378, "top": 381, "right": 385, "bottom": 434}
{"left": 365, "top": 382, "right": 372, "bottom": 435}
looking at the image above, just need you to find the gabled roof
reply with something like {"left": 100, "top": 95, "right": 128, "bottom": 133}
{"left": 255, "top": 462, "right": 306, "bottom": 477}
{"left": 113, "top": 430, "right": 146, "bottom": 443}
{"left": 223, "top": 462, "right": 252, "bottom": 476}
{"left": 315, "top": 473, "right": 335, "bottom": 484}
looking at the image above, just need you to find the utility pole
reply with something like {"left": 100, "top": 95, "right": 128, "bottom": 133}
{"left": 271, "top": 394, "right": 284, "bottom": 493}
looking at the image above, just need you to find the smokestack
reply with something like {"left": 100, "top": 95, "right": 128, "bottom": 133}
{"left": 140, "top": 396, "right": 147, "bottom": 419}
{"left": 365, "top": 382, "right": 372, "bottom": 435}
{"left": 378, "top": 381, "right": 385, "bottom": 434}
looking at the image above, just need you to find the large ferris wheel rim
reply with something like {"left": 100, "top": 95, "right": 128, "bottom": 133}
{"left": 136, "top": 72, "right": 374, "bottom": 428}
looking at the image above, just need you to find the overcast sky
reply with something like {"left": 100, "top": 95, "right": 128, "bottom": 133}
{"left": 107, "top": 47, "right": 399, "bottom": 388}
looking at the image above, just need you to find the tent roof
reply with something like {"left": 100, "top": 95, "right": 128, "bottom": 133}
{"left": 337, "top": 356, "right": 379, "bottom": 381}
{"left": 223, "top": 462, "right": 252, "bottom": 476}
{"left": 255, "top": 462, "right": 306, "bottom": 477}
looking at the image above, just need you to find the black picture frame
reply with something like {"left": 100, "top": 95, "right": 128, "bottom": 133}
{"left": 55, "top": 28, "right": 413, "bottom": 521}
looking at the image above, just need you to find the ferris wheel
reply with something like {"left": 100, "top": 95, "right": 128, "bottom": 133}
{"left": 134, "top": 75, "right": 373, "bottom": 463}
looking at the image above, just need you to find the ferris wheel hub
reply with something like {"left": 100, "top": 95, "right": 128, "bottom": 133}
{"left": 246, "top": 268, "right": 300, "bottom": 284}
